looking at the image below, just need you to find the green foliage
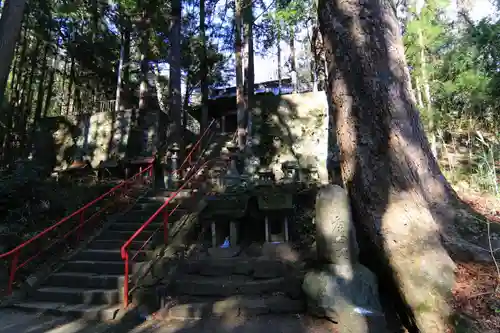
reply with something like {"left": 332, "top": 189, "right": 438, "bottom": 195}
{"left": 403, "top": 2, "right": 500, "bottom": 194}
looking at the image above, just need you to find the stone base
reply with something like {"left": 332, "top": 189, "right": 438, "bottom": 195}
{"left": 208, "top": 246, "right": 242, "bottom": 258}
{"left": 302, "top": 263, "right": 387, "bottom": 333}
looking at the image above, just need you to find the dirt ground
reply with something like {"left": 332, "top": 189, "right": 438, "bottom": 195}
{"left": 452, "top": 189, "right": 500, "bottom": 332}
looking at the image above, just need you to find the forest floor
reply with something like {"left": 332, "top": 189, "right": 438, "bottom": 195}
{"left": 451, "top": 187, "right": 500, "bottom": 333}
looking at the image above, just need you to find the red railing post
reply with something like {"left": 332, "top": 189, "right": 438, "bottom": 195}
{"left": 163, "top": 207, "right": 169, "bottom": 244}
{"left": 8, "top": 250, "right": 20, "bottom": 295}
{"left": 123, "top": 252, "right": 129, "bottom": 307}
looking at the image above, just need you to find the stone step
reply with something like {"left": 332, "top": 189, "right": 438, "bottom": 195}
{"left": 131, "top": 201, "right": 163, "bottom": 209}
{"left": 11, "top": 301, "right": 121, "bottom": 321}
{"left": 96, "top": 230, "right": 155, "bottom": 242}
{"left": 72, "top": 249, "right": 151, "bottom": 262}
{"left": 88, "top": 240, "right": 150, "bottom": 251}
{"left": 166, "top": 295, "right": 304, "bottom": 319}
{"left": 31, "top": 287, "right": 120, "bottom": 305}
{"left": 111, "top": 210, "right": 187, "bottom": 228}
{"left": 179, "top": 257, "right": 291, "bottom": 279}
{"left": 171, "top": 274, "right": 291, "bottom": 297}
{"left": 45, "top": 272, "right": 125, "bottom": 289}
{"left": 107, "top": 221, "right": 165, "bottom": 232}
{"left": 148, "top": 190, "right": 194, "bottom": 201}
{"left": 63, "top": 260, "right": 145, "bottom": 275}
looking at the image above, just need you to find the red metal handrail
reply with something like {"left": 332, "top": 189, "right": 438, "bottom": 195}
{"left": 120, "top": 131, "right": 237, "bottom": 306}
{"left": 0, "top": 163, "right": 155, "bottom": 295}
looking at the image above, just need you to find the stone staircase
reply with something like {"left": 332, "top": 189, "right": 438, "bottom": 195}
{"left": 10, "top": 195, "right": 188, "bottom": 320}
{"left": 7, "top": 133, "right": 237, "bottom": 321}
{"left": 163, "top": 244, "right": 304, "bottom": 321}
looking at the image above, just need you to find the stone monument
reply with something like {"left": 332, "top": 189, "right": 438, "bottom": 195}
{"left": 302, "top": 184, "right": 387, "bottom": 333}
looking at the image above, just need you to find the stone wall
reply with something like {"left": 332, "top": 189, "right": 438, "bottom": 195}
{"left": 32, "top": 117, "right": 80, "bottom": 172}
{"left": 252, "top": 91, "right": 329, "bottom": 184}
{"left": 75, "top": 109, "right": 160, "bottom": 168}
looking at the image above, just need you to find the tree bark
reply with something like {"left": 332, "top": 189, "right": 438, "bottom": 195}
{"left": 277, "top": 24, "right": 282, "bottom": 91}
{"left": 43, "top": 45, "right": 58, "bottom": 117}
{"left": 317, "top": 0, "right": 458, "bottom": 331}
{"left": 289, "top": 29, "right": 296, "bottom": 92}
{"left": 0, "top": 0, "right": 27, "bottom": 107}
{"left": 235, "top": 0, "right": 246, "bottom": 152}
{"left": 65, "top": 56, "right": 75, "bottom": 115}
{"left": 31, "top": 42, "right": 49, "bottom": 134}
{"left": 243, "top": 0, "right": 254, "bottom": 152}
{"left": 199, "top": 0, "right": 209, "bottom": 140}
{"left": 138, "top": 12, "right": 150, "bottom": 154}
{"left": 169, "top": 0, "right": 183, "bottom": 162}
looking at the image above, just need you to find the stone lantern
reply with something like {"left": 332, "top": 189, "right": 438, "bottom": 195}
{"left": 168, "top": 143, "right": 181, "bottom": 188}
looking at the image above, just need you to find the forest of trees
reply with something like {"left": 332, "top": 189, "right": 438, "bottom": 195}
{"left": 0, "top": 0, "right": 499, "bottom": 332}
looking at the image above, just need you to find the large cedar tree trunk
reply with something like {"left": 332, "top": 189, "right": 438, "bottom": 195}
{"left": 316, "top": 0, "right": 469, "bottom": 331}
{"left": 199, "top": 0, "right": 209, "bottom": 141}
{"left": 243, "top": 0, "right": 254, "bottom": 150}
{"left": 235, "top": 0, "right": 245, "bottom": 152}
{"left": 0, "top": 0, "right": 27, "bottom": 106}
{"left": 169, "top": 0, "right": 183, "bottom": 162}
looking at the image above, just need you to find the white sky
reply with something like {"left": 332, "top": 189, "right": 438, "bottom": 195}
{"left": 470, "top": 0, "right": 497, "bottom": 21}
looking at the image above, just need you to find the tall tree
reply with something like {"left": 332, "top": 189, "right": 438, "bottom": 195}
{"left": 315, "top": 0, "right": 487, "bottom": 331}
{"left": 169, "top": 0, "right": 183, "bottom": 161}
{"left": 243, "top": 0, "right": 254, "bottom": 149}
{"left": 0, "top": 0, "right": 28, "bottom": 107}
{"left": 138, "top": 3, "right": 151, "bottom": 154}
{"left": 199, "top": 0, "right": 209, "bottom": 138}
{"left": 235, "top": 0, "right": 245, "bottom": 152}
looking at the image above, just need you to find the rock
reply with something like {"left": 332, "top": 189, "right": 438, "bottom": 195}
{"left": 315, "top": 185, "right": 359, "bottom": 266}
{"left": 302, "top": 263, "right": 387, "bottom": 333}
{"left": 261, "top": 242, "right": 300, "bottom": 263}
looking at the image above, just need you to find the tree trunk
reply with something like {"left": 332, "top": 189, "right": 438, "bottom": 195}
{"left": 7, "top": 25, "right": 23, "bottom": 96}
{"left": 65, "top": 56, "right": 75, "bottom": 115}
{"left": 317, "top": 0, "right": 457, "bottom": 331}
{"left": 417, "top": 28, "right": 437, "bottom": 158}
{"left": 0, "top": 0, "right": 27, "bottom": 107}
{"left": 289, "top": 29, "right": 296, "bottom": 92}
{"left": 43, "top": 47, "right": 58, "bottom": 117}
{"left": 59, "top": 56, "right": 68, "bottom": 115}
{"left": 235, "top": 0, "right": 245, "bottom": 152}
{"left": 129, "top": 7, "right": 150, "bottom": 158}
{"left": 169, "top": 0, "right": 183, "bottom": 162}
{"left": 199, "top": 0, "right": 209, "bottom": 140}
{"left": 31, "top": 42, "right": 49, "bottom": 143}
{"left": 277, "top": 24, "right": 282, "bottom": 91}
{"left": 121, "top": 21, "right": 131, "bottom": 108}
{"left": 11, "top": 23, "right": 28, "bottom": 103}
{"left": 243, "top": 0, "right": 254, "bottom": 152}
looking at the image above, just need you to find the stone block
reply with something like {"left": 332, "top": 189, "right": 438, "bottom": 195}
{"left": 207, "top": 246, "right": 242, "bottom": 258}
{"left": 302, "top": 263, "right": 387, "bottom": 333}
